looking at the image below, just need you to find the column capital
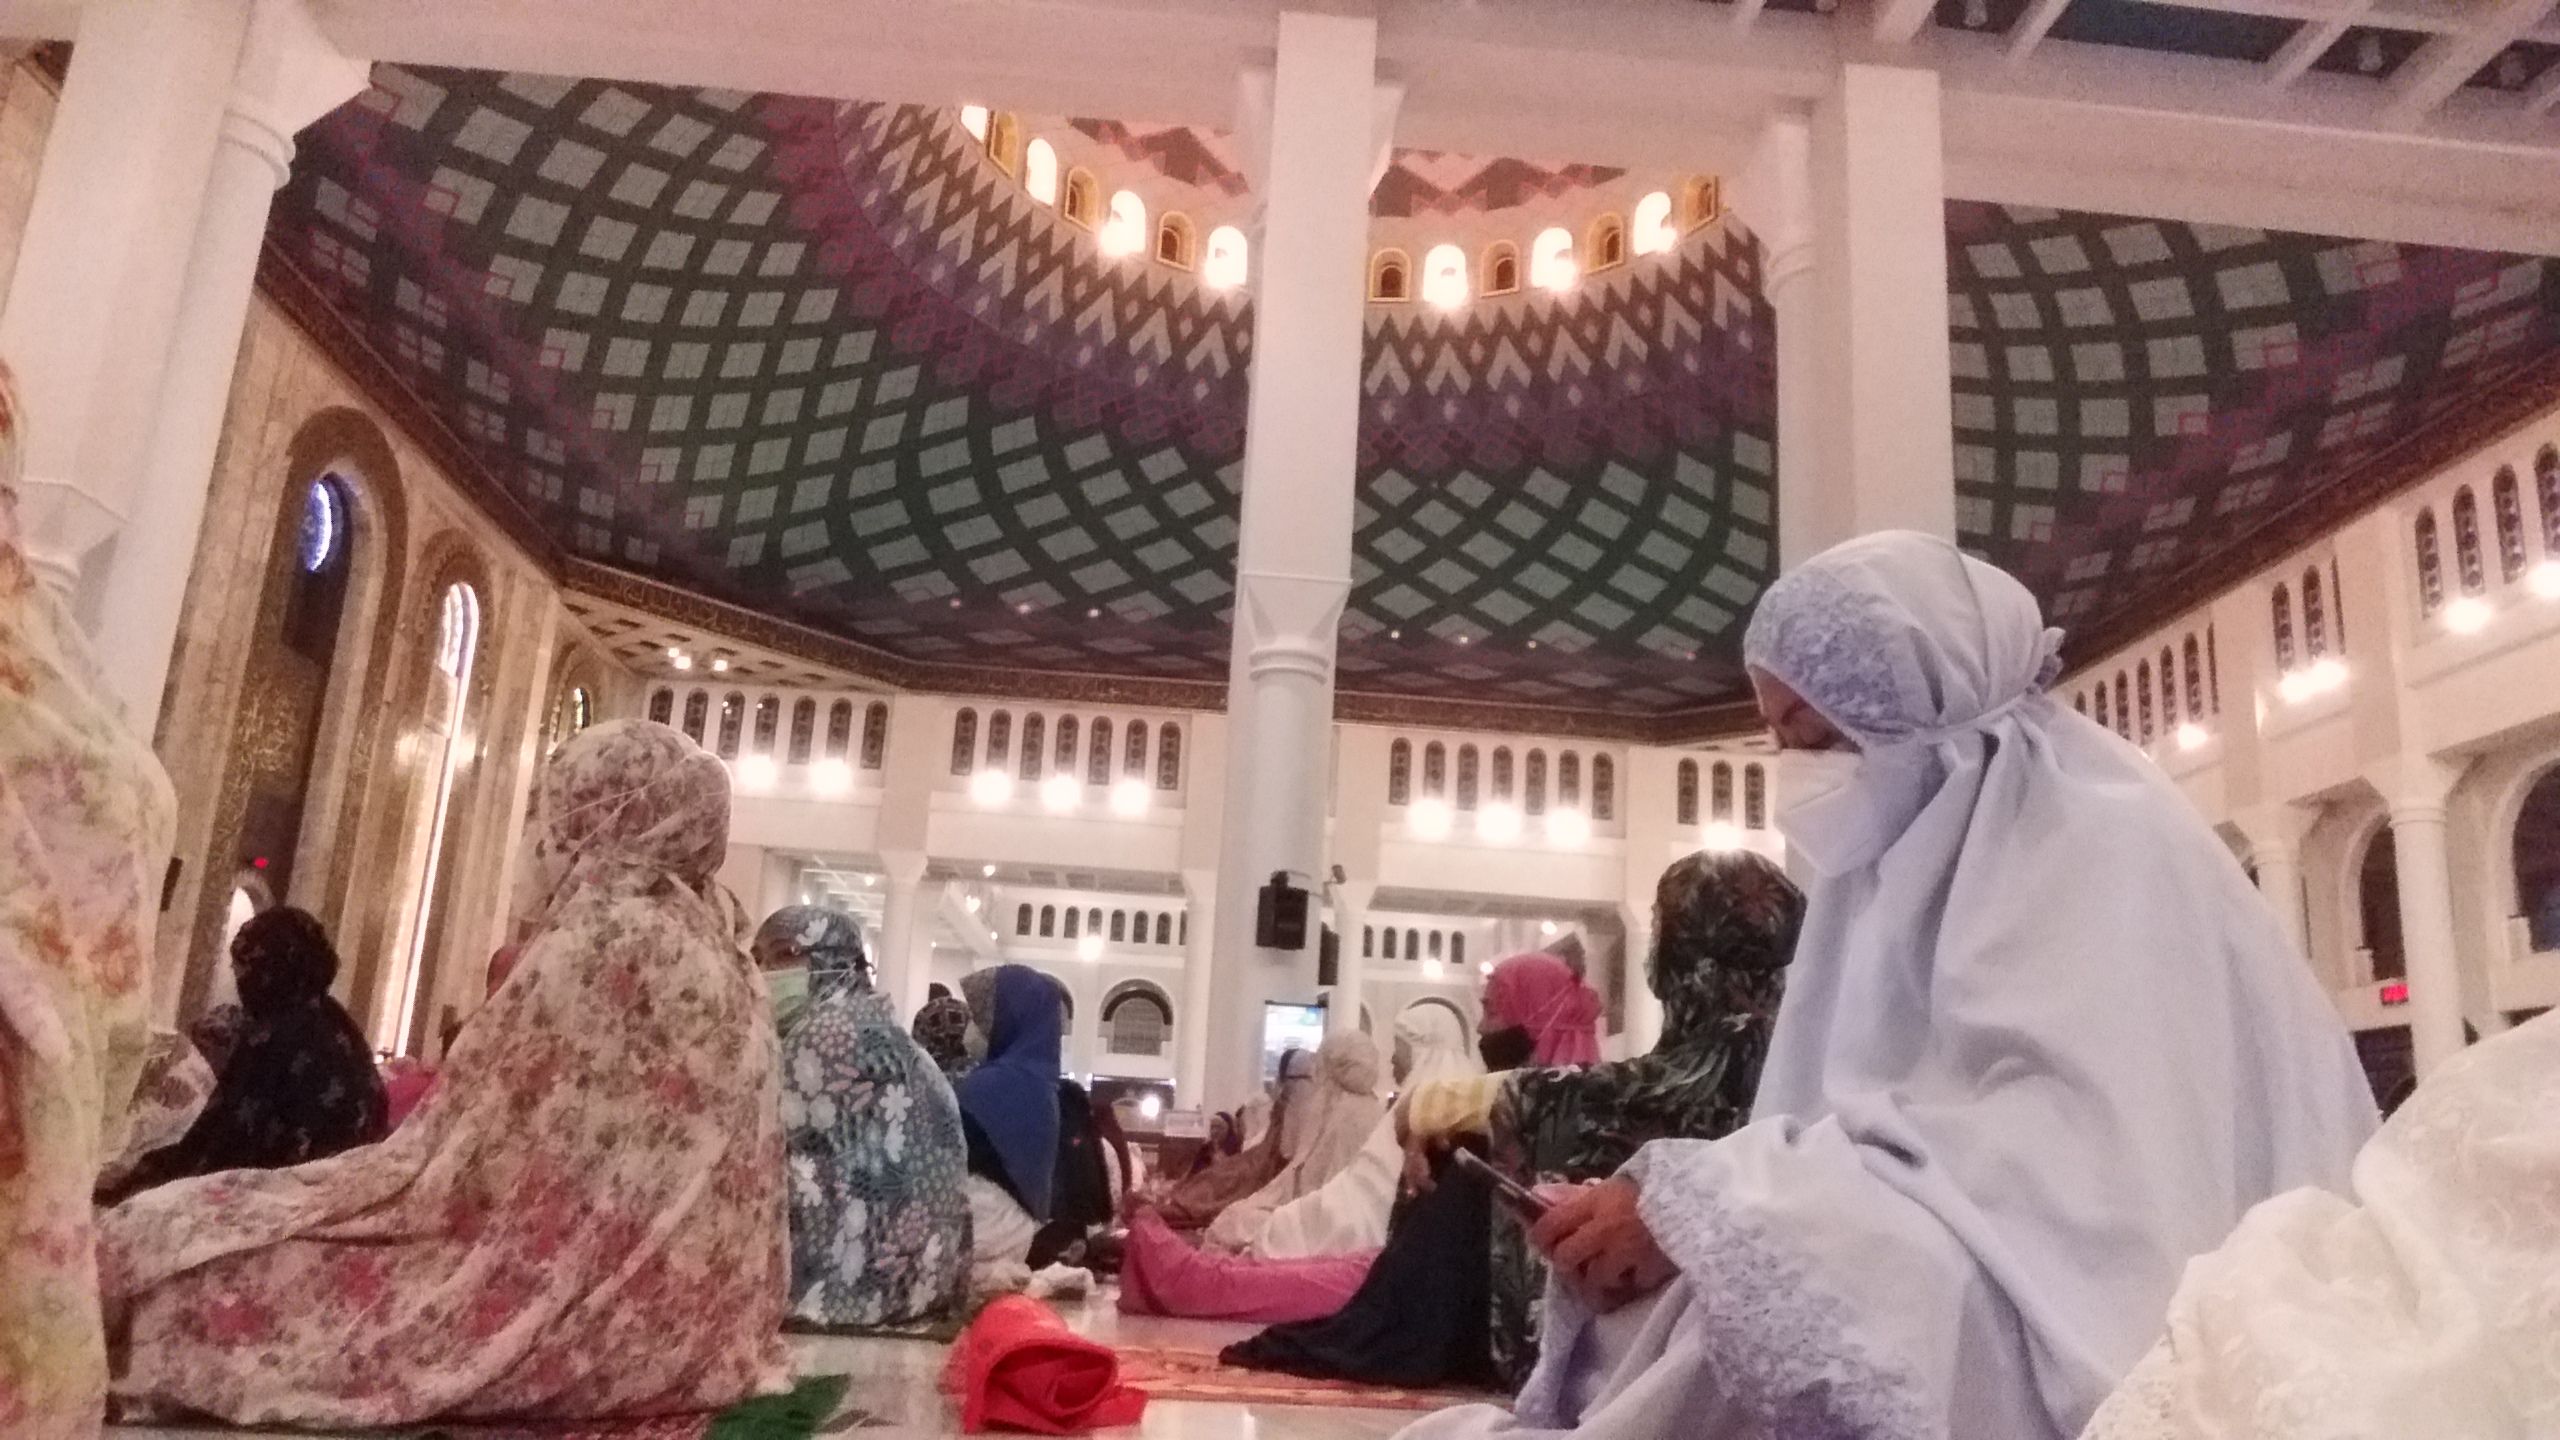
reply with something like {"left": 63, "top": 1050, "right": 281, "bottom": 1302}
{"left": 1735, "top": 110, "right": 1813, "bottom": 286}
{"left": 2363, "top": 753, "right": 2470, "bottom": 814}
{"left": 2230, "top": 801, "right": 2320, "bottom": 855}
{"left": 1329, "top": 876, "right": 1376, "bottom": 912}
{"left": 877, "top": 849, "right": 929, "bottom": 887}
{"left": 1180, "top": 867, "right": 1219, "bottom": 905}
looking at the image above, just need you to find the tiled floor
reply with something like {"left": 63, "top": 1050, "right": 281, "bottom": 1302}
{"left": 108, "top": 1297, "right": 1422, "bottom": 1440}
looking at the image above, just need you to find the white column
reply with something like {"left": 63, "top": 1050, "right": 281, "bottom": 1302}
{"left": 2363, "top": 755, "right": 2469, "bottom": 1076}
{"left": 1747, "top": 66, "right": 1956, "bottom": 561}
{"left": 1618, "top": 897, "right": 1661, "bottom": 1056}
{"left": 0, "top": 0, "right": 249, "bottom": 601}
{"left": 91, "top": 0, "right": 367, "bottom": 725}
{"left": 1205, "top": 9, "right": 1381, "bottom": 1109}
{"left": 1178, "top": 868, "right": 1217, "bottom": 1105}
{"left": 1327, "top": 878, "right": 1374, "bottom": 1036}
{"left": 876, "top": 851, "right": 932, "bottom": 1017}
{"left": 2233, "top": 802, "right": 2317, "bottom": 961}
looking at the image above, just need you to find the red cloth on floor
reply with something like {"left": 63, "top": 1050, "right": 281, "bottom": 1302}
{"left": 1116, "top": 1209, "right": 1377, "bottom": 1324}
{"left": 943, "top": 1295, "right": 1149, "bottom": 1435}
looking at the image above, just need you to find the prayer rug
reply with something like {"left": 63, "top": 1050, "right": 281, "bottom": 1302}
{"left": 413, "top": 1374, "right": 852, "bottom": 1440}
{"left": 1111, "top": 1345, "right": 1501, "bottom": 1413}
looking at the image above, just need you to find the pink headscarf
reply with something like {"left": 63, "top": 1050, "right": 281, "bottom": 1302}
{"left": 1482, "top": 951, "right": 1603, "bottom": 1066}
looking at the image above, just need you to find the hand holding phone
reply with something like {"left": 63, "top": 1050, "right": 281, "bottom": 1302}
{"left": 1450, "top": 1147, "right": 1550, "bottom": 1220}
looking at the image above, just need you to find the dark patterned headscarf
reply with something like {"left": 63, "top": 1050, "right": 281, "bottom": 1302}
{"left": 231, "top": 906, "right": 338, "bottom": 1015}
{"left": 913, "top": 995, "right": 973, "bottom": 1078}
{"left": 755, "top": 905, "right": 870, "bottom": 998}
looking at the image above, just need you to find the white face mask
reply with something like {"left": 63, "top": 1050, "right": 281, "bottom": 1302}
{"left": 1774, "top": 749, "right": 1884, "bottom": 877}
{"left": 767, "top": 965, "right": 811, "bottom": 1028}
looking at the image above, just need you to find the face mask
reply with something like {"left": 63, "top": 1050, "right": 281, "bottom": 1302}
{"left": 1478, "top": 1025, "right": 1535, "bottom": 1072}
{"left": 767, "top": 965, "right": 811, "bottom": 1029}
{"left": 1772, "top": 748, "right": 1874, "bottom": 876}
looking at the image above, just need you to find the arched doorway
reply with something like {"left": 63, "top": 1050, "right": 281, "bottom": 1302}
{"left": 2356, "top": 823, "right": 2405, "bottom": 983}
{"left": 2514, "top": 763, "right": 2560, "bottom": 953}
{"left": 228, "top": 475, "right": 359, "bottom": 905}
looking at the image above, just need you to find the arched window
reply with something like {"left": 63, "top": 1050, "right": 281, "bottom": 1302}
{"left": 1681, "top": 175, "right": 1721, "bottom": 231}
{"left": 861, "top": 702, "right": 889, "bottom": 769}
{"left": 1061, "top": 168, "right": 1098, "bottom": 228}
{"left": 1483, "top": 241, "right": 1520, "bottom": 297}
{"left": 2272, "top": 583, "right": 2297, "bottom": 669}
{"left": 959, "top": 104, "right": 989, "bottom": 140}
{"left": 2135, "top": 661, "right": 2155, "bottom": 744}
{"left": 2159, "top": 646, "right": 2180, "bottom": 729}
{"left": 2453, "top": 486, "right": 2487, "bottom": 594}
{"left": 1089, "top": 717, "right": 1114, "bottom": 785}
{"left": 716, "top": 692, "right": 744, "bottom": 759}
{"left": 2184, "top": 636, "right": 2206, "bottom": 719}
{"left": 986, "top": 112, "right": 1020, "bottom": 173}
{"left": 234, "top": 473, "right": 358, "bottom": 937}
{"left": 1110, "top": 911, "right": 1126, "bottom": 943}
{"left": 648, "top": 687, "right": 674, "bottom": 725}
{"left": 2514, "top": 763, "right": 2560, "bottom": 953}
{"left": 389, "top": 581, "right": 482, "bottom": 1052}
{"left": 1530, "top": 227, "right": 1577, "bottom": 293}
{"left": 1592, "top": 755, "right": 1616, "bottom": 821}
{"left": 1100, "top": 190, "right": 1147, "bottom": 258}
{"left": 681, "top": 690, "right": 708, "bottom": 743}
{"left": 1405, "top": 927, "right": 1420, "bottom": 960}
{"left": 1490, "top": 747, "right": 1514, "bottom": 801}
{"left": 1382, "top": 928, "right": 1398, "bottom": 960}
{"left": 2331, "top": 558, "right": 2348, "bottom": 649}
{"left": 1040, "top": 905, "right": 1056, "bottom": 937}
{"left": 1369, "top": 249, "right": 1410, "bottom": 303}
{"left": 752, "top": 695, "right": 780, "bottom": 754}
{"left": 2207, "top": 625, "right": 2222, "bottom": 712}
{"left": 950, "top": 708, "right": 977, "bottom": 774}
{"left": 1456, "top": 745, "right": 1480, "bottom": 810}
{"left": 1023, "top": 137, "right": 1059, "bottom": 205}
{"left": 1676, "top": 759, "right": 1700, "bottom": 826}
{"left": 1157, "top": 724, "right": 1182, "bottom": 790}
{"left": 1587, "top": 214, "right": 1627, "bottom": 271}
{"left": 1743, "top": 764, "right": 1766, "bottom": 828}
{"left": 1088, "top": 907, "right": 1103, "bottom": 936}
{"left": 2538, "top": 446, "right": 2560, "bottom": 556}
{"left": 1064, "top": 908, "right": 1081, "bottom": 940}
{"left": 1019, "top": 713, "right": 1045, "bottom": 780}
{"left": 1363, "top": 925, "right": 1375, "bottom": 958}
{"left": 2493, "top": 467, "right": 2528, "bottom": 582}
{"left": 985, "top": 710, "right": 1012, "bottom": 770}
{"left": 1017, "top": 904, "right": 1033, "bottom": 936}
{"left": 1055, "top": 715, "right": 1079, "bottom": 773}
{"left": 1710, "top": 761, "right": 1734, "bottom": 821}
{"left": 1389, "top": 739, "right": 1412, "bottom": 805}
{"left": 2113, "top": 673, "right": 2131, "bottom": 737}
{"left": 1557, "top": 751, "right": 1580, "bottom": 807}
{"left": 1104, "top": 988, "right": 1171, "bottom": 1057}
{"left": 1203, "top": 226, "right": 1248, "bottom": 289}
{"left": 2093, "top": 680, "right": 2111, "bottom": 731}
{"left": 1631, "top": 190, "right": 1676, "bottom": 256}
{"left": 1155, "top": 913, "right": 1172, "bottom": 946}
{"left": 1420, "top": 243, "right": 1467, "bottom": 308}
{"left": 787, "top": 698, "right": 816, "bottom": 764}
{"left": 2302, "top": 567, "right": 2327, "bottom": 658}
{"left": 1125, "top": 720, "right": 1149, "bottom": 778}
{"left": 1451, "top": 934, "right": 1466, "bottom": 965}
{"left": 823, "top": 700, "right": 852, "bottom": 759}
{"left": 2074, "top": 691, "right": 2088, "bottom": 715}
{"left": 1428, "top": 931, "right": 1444, "bottom": 960}
{"left": 1155, "top": 212, "right": 1196, "bottom": 270}
{"left": 1525, "top": 749, "right": 1548, "bottom": 815}
{"left": 2359, "top": 824, "right": 2405, "bottom": 982}
{"left": 2415, "top": 508, "right": 2445, "bottom": 616}
{"left": 1423, "top": 742, "right": 1447, "bottom": 797}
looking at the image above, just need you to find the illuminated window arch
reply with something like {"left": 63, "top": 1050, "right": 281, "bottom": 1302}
{"left": 2093, "top": 680, "right": 2111, "bottom": 731}
{"left": 388, "top": 580, "right": 482, "bottom": 1053}
{"left": 1016, "top": 904, "right": 1033, "bottom": 936}
{"left": 681, "top": 689, "right": 708, "bottom": 743}
{"left": 1019, "top": 713, "right": 1045, "bottom": 780}
{"left": 1125, "top": 720, "right": 1149, "bottom": 777}
{"left": 1743, "top": 764, "right": 1766, "bottom": 828}
{"left": 2538, "top": 446, "right": 2560, "bottom": 556}
{"left": 2135, "top": 660, "right": 2155, "bottom": 744}
{"left": 1525, "top": 750, "right": 1547, "bottom": 816}
{"left": 1530, "top": 227, "right": 1577, "bottom": 292}
{"left": 823, "top": 700, "right": 852, "bottom": 759}
{"left": 1710, "top": 761, "right": 1734, "bottom": 821}
{"left": 1483, "top": 241, "right": 1520, "bottom": 296}
{"left": 1155, "top": 913, "right": 1172, "bottom": 945}
{"left": 986, "top": 112, "right": 1021, "bottom": 174}
{"left": 1155, "top": 212, "right": 1197, "bottom": 270}
{"left": 2272, "top": 582, "right": 2297, "bottom": 669}
{"left": 1369, "top": 249, "right": 1411, "bottom": 303}
{"left": 1676, "top": 759, "right": 1700, "bottom": 826}
{"left": 1491, "top": 747, "right": 1514, "bottom": 801}
{"left": 1557, "top": 751, "right": 1579, "bottom": 806}
{"left": 950, "top": 708, "right": 978, "bottom": 775}
{"left": 861, "top": 702, "right": 889, "bottom": 769}
{"left": 2302, "top": 566, "right": 2328, "bottom": 658}
{"left": 1064, "top": 907, "right": 1081, "bottom": 940}
{"left": 1100, "top": 190, "right": 1147, "bottom": 258}
{"left": 1681, "top": 175, "right": 1721, "bottom": 231}
{"left": 1157, "top": 724, "right": 1182, "bottom": 790}
{"left": 1587, "top": 214, "right": 1627, "bottom": 272}
{"left": 1103, "top": 985, "right": 1172, "bottom": 1057}
{"left": 1363, "top": 925, "right": 1375, "bottom": 958}
{"left": 1040, "top": 905, "right": 1056, "bottom": 937}
{"left": 1456, "top": 745, "right": 1480, "bottom": 810}
{"left": 1024, "top": 137, "right": 1059, "bottom": 205}
{"left": 2113, "top": 672, "right": 2131, "bottom": 737}
{"left": 1632, "top": 191, "right": 1676, "bottom": 256}
{"left": 1055, "top": 715, "right": 1079, "bottom": 772}
{"left": 985, "top": 710, "right": 1012, "bottom": 769}
{"left": 1089, "top": 717, "right": 1114, "bottom": 785}
{"left": 1423, "top": 741, "right": 1447, "bottom": 796}
{"left": 1110, "top": 911, "right": 1126, "bottom": 943}
{"left": 2453, "top": 486, "right": 2487, "bottom": 594}
{"left": 1061, "top": 168, "right": 1099, "bottom": 228}
{"left": 2207, "top": 625, "right": 2221, "bottom": 711}
{"left": 2493, "top": 466, "right": 2527, "bottom": 581}
{"left": 1202, "top": 226, "right": 1248, "bottom": 288}
{"left": 2183, "top": 636, "right": 2206, "bottom": 718}
{"left": 1429, "top": 931, "right": 1444, "bottom": 960}
{"left": 1420, "top": 243, "right": 1468, "bottom": 308}
{"left": 1382, "top": 927, "right": 1398, "bottom": 960}
{"left": 752, "top": 695, "right": 780, "bottom": 754}
{"left": 648, "top": 686, "right": 674, "bottom": 725}
{"left": 787, "top": 698, "right": 816, "bottom": 763}
{"left": 2159, "top": 645, "right": 2179, "bottom": 729}
{"left": 2415, "top": 508, "right": 2445, "bottom": 616}
{"left": 1389, "top": 739, "right": 1412, "bottom": 805}
{"left": 715, "top": 692, "right": 744, "bottom": 759}
{"left": 1592, "top": 755, "right": 1616, "bottom": 821}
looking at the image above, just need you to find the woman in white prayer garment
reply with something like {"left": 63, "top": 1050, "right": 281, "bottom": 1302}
{"left": 1395, "top": 530, "right": 2378, "bottom": 1440}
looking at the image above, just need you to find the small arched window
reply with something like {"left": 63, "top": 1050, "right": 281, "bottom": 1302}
{"left": 1592, "top": 755, "right": 1616, "bottom": 822}
{"left": 1525, "top": 749, "right": 1548, "bottom": 816}
{"left": 1681, "top": 175, "right": 1721, "bottom": 231}
{"left": 2207, "top": 626, "right": 2221, "bottom": 711}
{"left": 2415, "top": 508, "right": 2445, "bottom": 616}
{"left": 986, "top": 112, "right": 1020, "bottom": 173}
{"left": 2331, "top": 558, "right": 2348, "bottom": 649}
{"left": 1743, "top": 764, "right": 1766, "bottom": 828}
{"left": 2094, "top": 681, "right": 2111, "bottom": 731}
{"left": 2184, "top": 635, "right": 2206, "bottom": 719}
{"left": 2453, "top": 486, "right": 2487, "bottom": 595}
{"left": 681, "top": 690, "right": 709, "bottom": 743}
{"left": 1369, "top": 249, "right": 1410, "bottom": 303}
{"left": 2159, "top": 646, "right": 2180, "bottom": 729}
{"left": 1382, "top": 928, "right": 1398, "bottom": 960}
{"left": 2537, "top": 446, "right": 2560, "bottom": 557}
{"left": 1064, "top": 908, "right": 1081, "bottom": 940}
{"left": 1428, "top": 931, "right": 1444, "bottom": 960}
{"left": 752, "top": 695, "right": 780, "bottom": 754}
{"left": 985, "top": 710, "right": 1012, "bottom": 770}
{"left": 1024, "top": 137, "right": 1059, "bottom": 205}
{"left": 648, "top": 687, "right": 674, "bottom": 725}
{"left": 1040, "top": 905, "right": 1056, "bottom": 937}
{"left": 1061, "top": 168, "right": 1098, "bottom": 228}
{"left": 1104, "top": 990, "right": 1171, "bottom": 1057}
{"left": 1530, "top": 227, "right": 1577, "bottom": 292}
{"left": 1587, "top": 214, "right": 1627, "bottom": 271}
{"left": 1155, "top": 212, "right": 1196, "bottom": 270}
{"left": 1110, "top": 911, "right": 1127, "bottom": 943}
{"left": 1676, "top": 759, "right": 1700, "bottom": 827}
{"left": 1389, "top": 739, "right": 1412, "bottom": 805}
{"left": 1203, "top": 226, "right": 1249, "bottom": 289}
{"left": 824, "top": 700, "right": 852, "bottom": 759}
{"left": 2493, "top": 467, "right": 2527, "bottom": 582}
{"left": 1055, "top": 715, "right": 1079, "bottom": 772}
{"left": 1423, "top": 742, "right": 1447, "bottom": 797}
{"left": 1631, "top": 190, "right": 1676, "bottom": 256}
{"left": 1126, "top": 720, "right": 1150, "bottom": 778}
{"left": 1420, "top": 243, "right": 1467, "bottom": 308}
{"left": 1363, "top": 925, "right": 1375, "bottom": 958}
{"left": 1483, "top": 241, "right": 1521, "bottom": 297}
{"left": 2135, "top": 661, "right": 2155, "bottom": 744}
{"left": 1710, "top": 761, "right": 1735, "bottom": 821}
{"left": 2074, "top": 691, "right": 2088, "bottom": 715}
{"left": 788, "top": 698, "right": 816, "bottom": 764}
{"left": 951, "top": 708, "right": 978, "bottom": 774}
{"left": 1019, "top": 713, "right": 1045, "bottom": 780}
{"left": 716, "top": 692, "right": 745, "bottom": 759}
{"left": 861, "top": 702, "right": 889, "bottom": 769}
{"left": 1088, "top": 907, "right": 1103, "bottom": 936}
{"left": 1089, "top": 717, "right": 1114, "bottom": 786}
{"left": 1016, "top": 904, "right": 1033, "bottom": 935}
{"left": 1100, "top": 190, "right": 1146, "bottom": 258}
{"left": 1451, "top": 934, "right": 1466, "bottom": 966}
{"left": 2272, "top": 583, "right": 2297, "bottom": 669}
{"left": 1456, "top": 745, "right": 1480, "bottom": 810}
{"left": 2113, "top": 673, "right": 2131, "bottom": 737}
{"left": 2302, "top": 567, "right": 2328, "bottom": 658}
{"left": 1155, "top": 913, "right": 1172, "bottom": 946}
{"left": 1157, "top": 724, "right": 1182, "bottom": 790}
{"left": 1491, "top": 747, "right": 1514, "bottom": 801}
{"left": 1557, "top": 751, "right": 1580, "bottom": 807}
{"left": 1405, "top": 927, "right": 1420, "bottom": 959}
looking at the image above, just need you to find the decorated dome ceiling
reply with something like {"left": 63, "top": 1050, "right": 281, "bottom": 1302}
{"left": 266, "top": 66, "right": 2560, "bottom": 737}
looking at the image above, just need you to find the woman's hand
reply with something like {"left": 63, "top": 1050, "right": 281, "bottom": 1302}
{"left": 1530, "top": 1177, "right": 1674, "bottom": 1312}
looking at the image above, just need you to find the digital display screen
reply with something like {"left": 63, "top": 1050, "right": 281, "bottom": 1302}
{"left": 1261, "top": 1001, "right": 1328, "bottom": 1082}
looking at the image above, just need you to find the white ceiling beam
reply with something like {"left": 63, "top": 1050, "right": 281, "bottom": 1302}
{"left": 1872, "top": 0, "right": 1942, "bottom": 46}
{"left": 2379, "top": 0, "right": 2558, "bottom": 127}
{"left": 2005, "top": 0, "right": 2073, "bottom": 66}
{"left": 1731, "top": 0, "right": 1774, "bottom": 35}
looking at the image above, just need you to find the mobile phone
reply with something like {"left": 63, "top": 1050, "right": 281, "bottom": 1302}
{"left": 1451, "top": 1148, "right": 1550, "bottom": 1220}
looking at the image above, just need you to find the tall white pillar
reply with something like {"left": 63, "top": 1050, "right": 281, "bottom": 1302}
{"left": 876, "top": 851, "right": 932, "bottom": 1017}
{"left": 1178, "top": 868, "right": 1217, "bottom": 1104}
{"left": 2234, "top": 802, "right": 2318, "bottom": 962}
{"left": 0, "top": 0, "right": 249, "bottom": 600}
{"left": 1205, "top": 9, "right": 1382, "bottom": 1109}
{"left": 91, "top": 0, "right": 366, "bottom": 726}
{"left": 1619, "top": 897, "right": 1661, "bottom": 1056}
{"left": 1327, "top": 878, "right": 1374, "bottom": 1036}
{"left": 2364, "top": 755, "right": 2469, "bottom": 1076}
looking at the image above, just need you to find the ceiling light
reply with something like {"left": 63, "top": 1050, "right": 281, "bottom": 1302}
{"left": 1701, "top": 820, "right": 1745, "bottom": 852}
{"left": 670, "top": 651, "right": 693, "bottom": 671}
{"left": 982, "top": 864, "right": 998, "bottom": 878}
{"left": 1041, "top": 772, "right": 1081, "bottom": 814}
{"left": 1546, "top": 807, "right": 1591, "bottom": 847}
{"left": 664, "top": 646, "right": 681, "bottom": 660}
{"left": 2444, "top": 596, "right": 2493, "bottom": 634}
{"left": 736, "top": 754, "right": 778, "bottom": 791}
{"left": 968, "top": 769, "right": 1015, "bottom": 807}
{"left": 1407, "top": 797, "right": 1453, "bottom": 841}
{"left": 1137, "top": 1092, "right": 1164, "bottom": 1121}
{"left": 966, "top": 896, "right": 983, "bottom": 913}
{"left": 1477, "top": 959, "right": 1496, "bottom": 977}
{"left": 1540, "top": 920, "right": 1559, "bottom": 937}
{"left": 1421, "top": 958, "right": 1446, "bottom": 980}
{"left": 2175, "top": 722, "right": 2209, "bottom": 753}
{"left": 811, "top": 758, "right": 854, "bottom": 796}
{"left": 1111, "top": 777, "right": 1152, "bottom": 818}
{"left": 2529, "top": 561, "right": 2560, "bottom": 599}
{"left": 1478, "top": 802, "right": 1524, "bottom": 843}
{"left": 1076, "top": 933, "right": 1104, "bottom": 961}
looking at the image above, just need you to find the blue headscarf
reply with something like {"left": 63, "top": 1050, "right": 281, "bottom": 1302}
{"left": 955, "top": 964, "right": 1064, "bottom": 1222}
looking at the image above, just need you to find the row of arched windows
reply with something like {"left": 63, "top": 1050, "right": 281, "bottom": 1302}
{"left": 2269, "top": 560, "right": 2347, "bottom": 671}
{"left": 1016, "top": 903, "right": 1187, "bottom": 947}
{"left": 957, "top": 107, "right": 1250, "bottom": 288}
{"left": 646, "top": 687, "right": 889, "bottom": 769}
{"left": 1675, "top": 758, "right": 1770, "bottom": 829}
{"left": 954, "top": 708, "right": 1185, "bottom": 791}
{"left": 2070, "top": 625, "right": 2221, "bottom": 746}
{"left": 1388, "top": 740, "right": 1613, "bottom": 820}
{"left": 2412, "top": 445, "right": 2560, "bottom": 620}
{"left": 1364, "top": 180, "right": 1718, "bottom": 307}
{"left": 1363, "top": 925, "right": 1468, "bottom": 965}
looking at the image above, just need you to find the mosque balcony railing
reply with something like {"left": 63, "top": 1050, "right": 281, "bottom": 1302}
{"left": 940, "top": 704, "right": 1192, "bottom": 819}
{"left": 641, "top": 681, "right": 891, "bottom": 802}
{"left": 2393, "top": 415, "right": 2560, "bottom": 668}
{"left": 1380, "top": 731, "right": 1632, "bottom": 848}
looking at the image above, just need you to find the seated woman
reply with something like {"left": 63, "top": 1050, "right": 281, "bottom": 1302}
{"left": 1246, "top": 1004, "right": 1480, "bottom": 1261}
{"left": 1146, "top": 1046, "right": 1317, "bottom": 1230}
{"left": 101, "top": 720, "right": 791, "bottom": 1426}
{"left": 955, "top": 964, "right": 1068, "bottom": 1282}
{"left": 102, "top": 907, "right": 387, "bottom": 1202}
{"left": 1204, "top": 1029, "right": 1387, "bottom": 1252}
{"left": 1224, "top": 859, "right": 1795, "bottom": 1390}
{"left": 1474, "top": 950, "right": 1604, "bottom": 1073}
{"left": 763, "top": 904, "right": 970, "bottom": 1329}
{"left": 1397, "top": 532, "right": 2377, "bottom": 1440}
{"left": 94, "top": 1031, "right": 217, "bottom": 1199}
